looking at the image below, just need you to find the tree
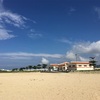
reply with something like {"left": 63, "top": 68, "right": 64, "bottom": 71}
{"left": 89, "top": 57, "right": 97, "bottom": 68}
{"left": 42, "top": 64, "right": 47, "bottom": 69}
{"left": 25, "top": 66, "right": 29, "bottom": 70}
{"left": 37, "top": 64, "right": 41, "bottom": 66}
{"left": 33, "top": 66, "right": 37, "bottom": 69}
{"left": 19, "top": 67, "right": 25, "bottom": 71}
{"left": 89, "top": 60, "right": 96, "bottom": 67}
{"left": 28, "top": 65, "right": 33, "bottom": 70}
{"left": 37, "top": 64, "right": 41, "bottom": 69}
{"left": 12, "top": 68, "right": 18, "bottom": 71}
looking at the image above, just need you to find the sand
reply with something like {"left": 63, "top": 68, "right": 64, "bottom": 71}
{"left": 0, "top": 72, "right": 100, "bottom": 100}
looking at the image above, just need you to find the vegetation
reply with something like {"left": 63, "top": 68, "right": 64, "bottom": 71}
{"left": 1, "top": 59, "right": 100, "bottom": 73}
{"left": 42, "top": 64, "right": 47, "bottom": 69}
{"left": 89, "top": 57, "right": 97, "bottom": 68}
{"left": 89, "top": 60, "right": 97, "bottom": 67}
{"left": 11, "top": 64, "right": 48, "bottom": 72}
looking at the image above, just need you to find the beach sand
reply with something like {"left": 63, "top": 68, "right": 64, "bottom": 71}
{"left": 0, "top": 72, "right": 100, "bottom": 100}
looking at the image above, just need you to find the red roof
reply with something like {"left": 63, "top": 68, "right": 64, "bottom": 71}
{"left": 71, "top": 61, "right": 89, "bottom": 64}
{"left": 50, "top": 64, "right": 58, "bottom": 66}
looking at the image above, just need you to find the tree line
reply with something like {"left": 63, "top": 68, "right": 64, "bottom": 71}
{"left": 12, "top": 64, "right": 48, "bottom": 71}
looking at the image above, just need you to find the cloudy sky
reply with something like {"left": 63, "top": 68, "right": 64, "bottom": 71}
{"left": 0, "top": 0, "right": 100, "bottom": 69}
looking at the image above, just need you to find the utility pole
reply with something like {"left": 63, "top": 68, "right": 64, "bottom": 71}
{"left": 75, "top": 54, "right": 77, "bottom": 62}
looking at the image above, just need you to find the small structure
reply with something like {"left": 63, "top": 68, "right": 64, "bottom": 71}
{"left": 50, "top": 62, "right": 69, "bottom": 71}
{"left": 49, "top": 64, "right": 58, "bottom": 71}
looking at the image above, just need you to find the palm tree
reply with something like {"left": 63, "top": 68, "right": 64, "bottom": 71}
{"left": 33, "top": 66, "right": 37, "bottom": 69}
{"left": 42, "top": 64, "right": 47, "bottom": 69}
{"left": 37, "top": 64, "right": 41, "bottom": 69}
{"left": 28, "top": 65, "right": 33, "bottom": 71}
{"left": 89, "top": 57, "right": 97, "bottom": 68}
{"left": 19, "top": 67, "right": 25, "bottom": 71}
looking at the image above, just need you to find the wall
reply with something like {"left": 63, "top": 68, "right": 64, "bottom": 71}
{"left": 68, "top": 63, "right": 94, "bottom": 71}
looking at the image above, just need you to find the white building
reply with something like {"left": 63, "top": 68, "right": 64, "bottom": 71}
{"left": 69, "top": 61, "right": 94, "bottom": 71}
{"left": 50, "top": 61, "right": 94, "bottom": 71}
{"left": 50, "top": 62, "right": 69, "bottom": 71}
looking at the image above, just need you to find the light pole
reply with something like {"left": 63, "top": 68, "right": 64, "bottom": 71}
{"left": 75, "top": 54, "right": 77, "bottom": 62}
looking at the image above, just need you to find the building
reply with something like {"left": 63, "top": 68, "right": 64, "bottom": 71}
{"left": 50, "top": 61, "right": 94, "bottom": 71}
{"left": 68, "top": 61, "right": 94, "bottom": 71}
{"left": 50, "top": 62, "right": 69, "bottom": 71}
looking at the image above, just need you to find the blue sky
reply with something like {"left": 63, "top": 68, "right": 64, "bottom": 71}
{"left": 0, "top": 0, "right": 100, "bottom": 69}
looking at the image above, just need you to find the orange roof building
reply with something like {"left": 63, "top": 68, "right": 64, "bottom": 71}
{"left": 50, "top": 61, "right": 94, "bottom": 71}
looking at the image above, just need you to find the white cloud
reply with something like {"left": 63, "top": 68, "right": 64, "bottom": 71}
{"left": 66, "top": 51, "right": 76, "bottom": 61}
{"left": 0, "top": 0, "right": 24, "bottom": 40}
{"left": 79, "top": 56, "right": 89, "bottom": 61}
{"left": 0, "top": 11, "right": 27, "bottom": 27}
{"left": 28, "top": 33, "right": 42, "bottom": 39}
{"left": 41, "top": 58, "right": 49, "bottom": 64}
{"left": 0, "top": 28, "right": 15, "bottom": 40}
{"left": 0, "top": 0, "right": 33, "bottom": 40}
{"left": 66, "top": 40, "right": 100, "bottom": 63}
{"left": 94, "top": 7, "right": 100, "bottom": 19}
{"left": 73, "top": 41, "right": 100, "bottom": 54}
{"left": 0, "top": 52, "right": 63, "bottom": 59}
{"left": 58, "top": 38, "right": 72, "bottom": 44}
{"left": 0, "top": 0, "right": 27, "bottom": 28}
{"left": 28, "top": 29, "right": 43, "bottom": 39}
{"left": 66, "top": 51, "right": 89, "bottom": 62}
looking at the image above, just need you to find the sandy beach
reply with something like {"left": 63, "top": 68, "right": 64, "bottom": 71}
{"left": 0, "top": 72, "right": 100, "bottom": 100}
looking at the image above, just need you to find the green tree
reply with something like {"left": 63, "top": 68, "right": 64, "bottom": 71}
{"left": 37, "top": 64, "right": 41, "bottom": 69}
{"left": 37, "top": 64, "right": 41, "bottom": 66}
{"left": 12, "top": 68, "right": 18, "bottom": 71}
{"left": 19, "top": 67, "right": 25, "bottom": 71}
{"left": 33, "top": 66, "right": 37, "bottom": 69}
{"left": 28, "top": 65, "right": 33, "bottom": 70}
{"left": 89, "top": 57, "right": 97, "bottom": 68}
{"left": 89, "top": 60, "right": 96, "bottom": 67}
{"left": 42, "top": 64, "right": 47, "bottom": 69}
{"left": 25, "top": 66, "right": 29, "bottom": 70}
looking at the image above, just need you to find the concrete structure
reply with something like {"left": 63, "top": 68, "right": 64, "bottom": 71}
{"left": 50, "top": 62, "right": 69, "bottom": 71}
{"left": 50, "top": 61, "right": 94, "bottom": 71}
{"left": 50, "top": 64, "right": 58, "bottom": 71}
{"left": 69, "top": 61, "right": 94, "bottom": 71}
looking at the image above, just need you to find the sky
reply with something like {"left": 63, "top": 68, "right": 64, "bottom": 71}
{"left": 0, "top": 0, "right": 100, "bottom": 69}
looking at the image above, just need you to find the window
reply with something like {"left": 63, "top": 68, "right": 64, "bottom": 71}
{"left": 72, "top": 65, "right": 76, "bottom": 67}
{"left": 84, "top": 65, "right": 87, "bottom": 67}
{"left": 69, "top": 65, "right": 71, "bottom": 67}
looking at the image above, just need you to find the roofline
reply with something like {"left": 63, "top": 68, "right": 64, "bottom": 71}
{"left": 70, "top": 61, "right": 89, "bottom": 64}
{"left": 50, "top": 61, "right": 90, "bottom": 66}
